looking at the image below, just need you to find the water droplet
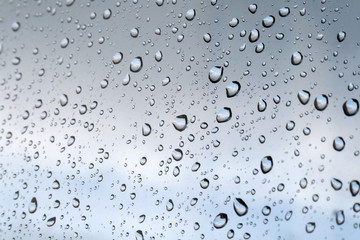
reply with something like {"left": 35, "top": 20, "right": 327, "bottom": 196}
{"left": 336, "top": 210, "right": 345, "bottom": 225}
{"left": 122, "top": 74, "right": 131, "bottom": 86}
{"left": 331, "top": 178, "right": 342, "bottom": 191}
{"left": 213, "top": 213, "right": 228, "bottom": 229}
{"left": 200, "top": 178, "right": 209, "bottom": 189}
{"left": 130, "top": 57, "right": 143, "bottom": 72}
{"left": 60, "top": 94, "right": 68, "bottom": 106}
{"left": 11, "top": 21, "right": 20, "bottom": 32}
{"left": 60, "top": 37, "right": 69, "bottom": 48}
{"left": 262, "top": 206, "right": 271, "bottom": 216}
{"left": 248, "top": 4, "right": 257, "bottom": 14}
{"left": 162, "top": 76, "right": 171, "bottom": 86}
{"left": 72, "top": 198, "right": 80, "bottom": 208}
{"left": 140, "top": 157, "right": 147, "bottom": 165}
{"left": 166, "top": 199, "right": 174, "bottom": 211}
{"left": 314, "top": 94, "right": 328, "bottom": 111}
{"left": 103, "top": 9, "right": 112, "bottom": 19}
{"left": 337, "top": 31, "right": 346, "bottom": 42}
{"left": 257, "top": 99, "right": 267, "bottom": 112}
{"left": 172, "top": 149, "right": 183, "bottom": 161}
{"left": 229, "top": 18, "right": 239, "bottom": 28}
{"left": 300, "top": 177, "right": 308, "bottom": 189}
{"left": 135, "top": 230, "right": 144, "bottom": 240}
{"left": 260, "top": 156, "right": 273, "bottom": 174}
{"left": 130, "top": 28, "right": 139, "bottom": 38}
{"left": 112, "top": 52, "right": 123, "bottom": 64}
{"left": 333, "top": 136, "right": 345, "bottom": 151}
{"left": 305, "top": 222, "right": 316, "bottom": 233}
{"left": 285, "top": 211, "right": 293, "bottom": 221}
{"left": 226, "top": 81, "right": 241, "bottom": 98}
{"left": 203, "top": 33, "right": 211, "bottom": 43}
{"left": 286, "top": 121, "right": 295, "bottom": 131}
{"left": 100, "top": 79, "right": 108, "bottom": 88}
{"left": 279, "top": 7, "right": 290, "bottom": 17}
{"left": 185, "top": 9, "right": 196, "bottom": 21}
{"left": 155, "top": 50, "right": 163, "bottom": 62}
{"left": 28, "top": 197, "right": 38, "bottom": 214}
{"left": 173, "top": 166, "right": 180, "bottom": 177}
{"left": 343, "top": 99, "right": 359, "bottom": 116}
{"left": 173, "top": 115, "right": 188, "bottom": 131}
{"left": 298, "top": 90, "right": 310, "bottom": 105}
{"left": 47, "top": 217, "right": 56, "bottom": 227}
{"left": 216, "top": 107, "right": 232, "bottom": 123}
{"left": 209, "top": 66, "right": 223, "bottom": 83}
{"left": 262, "top": 15, "right": 275, "bottom": 28}
{"left": 249, "top": 29, "right": 260, "bottom": 42}
{"left": 291, "top": 51, "right": 303, "bottom": 65}
{"left": 65, "top": 0, "right": 75, "bottom": 6}
{"left": 79, "top": 105, "right": 87, "bottom": 115}
{"left": 233, "top": 198, "right": 248, "bottom": 216}
{"left": 350, "top": 180, "right": 360, "bottom": 196}
{"left": 67, "top": 136, "right": 75, "bottom": 146}
{"left": 142, "top": 123, "right": 151, "bottom": 136}
{"left": 191, "top": 162, "right": 200, "bottom": 171}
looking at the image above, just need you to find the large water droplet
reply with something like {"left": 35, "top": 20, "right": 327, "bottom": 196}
{"left": 173, "top": 115, "right": 187, "bottom": 131}
{"left": 350, "top": 180, "right": 360, "bottom": 196}
{"left": 209, "top": 66, "right": 223, "bottom": 83}
{"left": 262, "top": 15, "right": 275, "bottom": 28}
{"left": 29, "top": 197, "right": 38, "bottom": 214}
{"left": 226, "top": 81, "right": 241, "bottom": 98}
{"left": 248, "top": 4, "right": 257, "bottom": 14}
{"left": 233, "top": 198, "right": 248, "bottom": 216}
{"left": 343, "top": 99, "right": 359, "bottom": 116}
{"left": 112, "top": 52, "right": 123, "bottom": 64}
{"left": 155, "top": 50, "right": 163, "bottom": 62}
{"left": 185, "top": 9, "right": 196, "bottom": 21}
{"left": 11, "top": 21, "right": 21, "bottom": 32}
{"left": 203, "top": 33, "right": 211, "bottom": 43}
{"left": 60, "top": 37, "right": 70, "bottom": 48}
{"left": 216, "top": 107, "right": 232, "bottom": 123}
{"left": 166, "top": 199, "right": 174, "bottom": 211}
{"left": 336, "top": 210, "right": 345, "bottom": 225}
{"left": 135, "top": 230, "right": 144, "bottom": 240}
{"left": 47, "top": 217, "right": 56, "bottom": 227}
{"left": 130, "top": 57, "right": 143, "bottom": 72}
{"left": 314, "top": 94, "right": 328, "bottom": 111}
{"left": 249, "top": 29, "right": 260, "bottom": 42}
{"left": 103, "top": 9, "right": 112, "bottom": 19}
{"left": 291, "top": 51, "right": 303, "bottom": 65}
{"left": 337, "top": 31, "right": 346, "bottom": 42}
{"left": 142, "top": 123, "right": 151, "bottom": 136}
{"left": 60, "top": 94, "right": 68, "bottom": 107}
{"left": 331, "top": 178, "right": 342, "bottom": 191}
{"left": 162, "top": 76, "right": 171, "bottom": 86}
{"left": 229, "top": 18, "right": 239, "bottom": 28}
{"left": 122, "top": 74, "right": 131, "bottom": 86}
{"left": 298, "top": 90, "right": 310, "bottom": 105}
{"left": 172, "top": 149, "right": 183, "bottom": 161}
{"left": 305, "top": 222, "right": 316, "bottom": 233}
{"left": 333, "top": 136, "right": 345, "bottom": 151}
{"left": 257, "top": 99, "right": 267, "bottom": 112}
{"left": 72, "top": 198, "right": 80, "bottom": 208}
{"left": 200, "top": 178, "right": 209, "bottom": 189}
{"left": 260, "top": 156, "right": 273, "bottom": 174}
{"left": 130, "top": 28, "right": 139, "bottom": 38}
{"left": 279, "top": 7, "right": 290, "bottom": 17}
{"left": 213, "top": 213, "right": 228, "bottom": 229}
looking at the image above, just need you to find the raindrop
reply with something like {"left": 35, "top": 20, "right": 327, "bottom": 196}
{"left": 72, "top": 198, "right": 80, "bottom": 208}
{"left": 11, "top": 21, "right": 21, "bottom": 31}
{"left": 162, "top": 76, "right": 171, "bottom": 86}
{"left": 336, "top": 210, "right": 345, "bottom": 225}
{"left": 203, "top": 33, "right": 211, "bottom": 43}
{"left": 286, "top": 121, "right": 295, "bottom": 131}
{"left": 233, "top": 198, "right": 248, "bottom": 216}
{"left": 343, "top": 99, "right": 359, "bottom": 116}
{"left": 248, "top": 4, "right": 257, "bottom": 14}
{"left": 314, "top": 94, "right": 328, "bottom": 111}
{"left": 200, "top": 178, "right": 209, "bottom": 189}
{"left": 172, "top": 149, "right": 183, "bottom": 161}
{"left": 67, "top": 136, "right": 75, "bottom": 146}
{"left": 173, "top": 115, "right": 188, "bottom": 131}
{"left": 47, "top": 217, "right": 56, "bottom": 227}
{"left": 262, "top": 15, "right": 275, "bottom": 28}
{"left": 122, "top": 74, "right": 131, "bottom": 86}
{"left": 337, "top": 31, "right": 346, "bottom": 42}
{"left": 209, "top": 66, "right": 223, "bottom": 83}
{"left": 291, "top": 51, "right": 303, "bottom": 65}
{"left": 130, "top": 28, "right": 139, "bottom": 38}
{"left": 257, "top": 99, "right": 267, "bottom": 112}
{"left": 213, "top": 213, "right": 228, "bottom": 229}
{"left": 305, "top": 222, "right": 316, "bottom": 233}
{"left": 135, "top": 230, "right": 144, "bottom": 240}
{"left": 249, "top": 29, "right": 260, "bottom": 42}
{"left": 279, "top": 7, "right": 290, "bottom": 17}
{"left": 185, "top": 9, "right": 196, "bottom": 21}
{"left": 142, "top": 123, "right": 151, "bottom": 136}
{"left": 229, "top": 18, "right": 239, "bottom": 28}
{"left": 298, "top": 90, "right": 310, "bottom": 105}
{"left": 60, "top": 94, "right": 68, "bottom": 107}
{"left": 60, "top": 37, "right": 69, "bottom": 48}
{"left": 333, "top": 137, "right": 345, "bottom": 151}
{"left": 226, "top": 81, "right": 241, "bottom": 98}
{"left": 260, "top": 156, "right": 273, "bottom": 174}
{"left": 331, "top": 178, "right": 342, "bottom": 191}
{"left": 130, "top": 57, "right": 143, "bottom": 72}
{"left": 112, "top": 52, "right": 123, "bottom": 64}
{"left": 28, "top": 197, "right": 38, "bottom": 214}
{"left": 166, "top": 199, "right": 174, "bottom": 211}
{"left": 103, "top": 9, "right": 112, "bottom": 19}
{"left": 350, "top": 180, "right": 360, "bottom": 196}
{"left": 155, "top": 50, "right": 163, "bottom": 62}
{"left": 216, "top": 107, "right": 232, "bottom": 123}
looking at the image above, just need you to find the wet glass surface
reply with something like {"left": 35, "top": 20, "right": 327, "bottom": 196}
{"left": 0, "top": 0, "right": 360, "bottom": 239}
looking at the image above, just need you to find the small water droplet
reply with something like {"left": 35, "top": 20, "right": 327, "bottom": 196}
{"left": 142, "top": 123, "right": 151, "bottom": 136}
{"left": 229, "top": 17, "right": 239, "bottom": 28}
{"left": 226, "top": 81, "right": 241, "bottom": 98}
{"left": 209, "top": 66, "right": 223, "bottom": 83}
{"left": 249, "top": 29, "right": 260, "bottom": 42}
{"left": 103, "top": 9, "right": 112, "bottom": 19}
{"left": 291, "top": 51, "right": 303, "bottom": 65}
{"left": 333, "top": 136, "right": 345, "bottom": 151}
{"left": 257, "top": 99, "right": 267, "bottom": 112}
{"left": 262, "top": 15, "right": 275, "bottom": 28}
{"left": 233, "top": 198, "right": 248, "bottom": 216}
{"left": 337, "top": 31, "right": 346, "bottom": 42}
{"left": 350, "top": 180, "right": 360, "bottom": 196}
{"left": 331, "top": 178, "right": 342, "bottom": 191}
{"left": 60, "top": 94, "right": 68, "bottom": 107}
{"left": 166, "top": 199, "right": 174, "bottom": 211}
{"left": 47, "top": 217, "right": 56, "bottom": 227}
{"left": 279, "top": 7, "right": 290, "bottom": 17}
{"left": 60, "top": 37, "right": 70, "bottom": 48}
{"left": 248, "top": 4, "right": 257, "bottom": 14}
{"left": 305, "top": 222, "right": 316, "bottom": 233}
{"left": 298, "top": 90, "right": 310, "bottom": 105}
{"left": 216, "top": 107, "right": 232, "bottom": 123}
{"left": 173, "top": 115, "right": 188, "bottom": 131}
{"left": 185, "top": 9, "right": 196, "bottom": 21}
{"left": 336, "top": 210, "right": 345, "bottom": 225}
{"left": 112, "top": 52, "right": 123, "bottom": 64}
{"left": 130, "top": 57, "right": 143, "bottom": 72}
{"left": 28, "top": 197, "right": 38, "bottom": 214}
{"left": 314, "top": 94, "right": 328, "bottom": 111}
